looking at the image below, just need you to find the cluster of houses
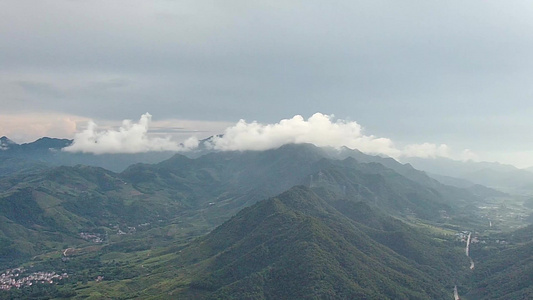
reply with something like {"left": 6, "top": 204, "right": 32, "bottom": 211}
{"left": 0, "top": 268, "right": 67, "bottom": 291}
{"left": 456, "top": 231, "right": 480, "bottom": 243}
{"left": 456, "top": 231, "right": 470, "bottom": 242}
{"left": 455, "top": 231, "right": 509, "bottom": 245}
{"left": 79, "top": 232, "right": 103, "bottom": 243}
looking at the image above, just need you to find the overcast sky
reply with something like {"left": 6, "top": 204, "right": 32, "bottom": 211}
{"left": 2, "top": 1, "right": 533, "bottom": 167}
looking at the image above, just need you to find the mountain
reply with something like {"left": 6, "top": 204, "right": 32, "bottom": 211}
{"left": 329, "top": 146, "right": 441, "bottom": 188}
{"left": 0, "top": 164, "right": 199, "bottom": 268}
{"left": 123, "top": 143, "right": 485, "bottom": 222}
{"left": 0, "top": 142, "right": 516, "bottom": 299}
{"left": 403, "top": 157, "right": 533, "bottom": 194}
{"left": 0, "top": 136, "right": 71, "bottom": 153}
{"left": 3, "top": 135, "right": 530, "bottom": 197}
{"left": 0, "top": 143, "right": 484, "bottom": 271}
{"left": 466, "top": 225, "right": 533, "bottom": 299}
{"left": 319, "top": 146, "right": 506, "bottom": 206}
{"left": 0, "top": 136, "right": 174, "bottom": 173}
{"left": 0, "top": 136, "right": 16, "bottom": 149}
{"left": 0, "top": 185, "right": 472, "bottom": 299}
{"left": 0, "top": 156, "right": 50, "bottom": 178}
{"left": 132, "top": 186, "right": 469, "bottom": 299}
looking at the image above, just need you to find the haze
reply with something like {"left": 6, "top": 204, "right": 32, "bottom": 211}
{"left": 2, "top": 1, "right": 533, "bottom": 167}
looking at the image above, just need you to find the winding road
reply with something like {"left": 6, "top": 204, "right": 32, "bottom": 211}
{"left": 466, "top": 232, "right": 475, "bottom": 270}
{"left": 455, "top": 232, "right": 476, "bottom": 299}
{"left": 63, "top": 248, "right": 73, "bottom": 257}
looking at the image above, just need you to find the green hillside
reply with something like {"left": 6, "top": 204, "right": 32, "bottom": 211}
{"left": 137, "top": 186, "right": 468, "bottom": 299}
{"left": 465, "top": 226, "right": 533, "bottom": 299}
{"left": 2, "top": 185, "right": 467, "bottom": 299}
{"left": 0, "top": 144, "right": 484, "bottom": 271}
{"left": 0, "top": 165, "right": 190, "bottom": 269}
{"left": 0, "top": 143, "right": 497, "bottom": 299}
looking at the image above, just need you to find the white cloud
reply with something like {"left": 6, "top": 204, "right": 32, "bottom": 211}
{"left": 400, "top": 144, "right": 480, "bottom": 162}
{"left": 484, "top": 151, "right": 533, "bottom": 169}
{"left": 206, "top": 113, "right": 401, "bottom": 156}
{"left": 64, "top": 113, "right": 198, "bottom": 154}
{"left": 403, "top": 143, "right": 451, "bottom": 159}
{"left": 460, "top": 149, "right": 479, "bottom": 162}
{"left": 64, "top": 112, "right": 477, "bottom": 161}
{"left": 0, "top": 112, "right": 86, "bottom": 143}
{"left": 206, "top": 113, "right": 477, "bottom": 161}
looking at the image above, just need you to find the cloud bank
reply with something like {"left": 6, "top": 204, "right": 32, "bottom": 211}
{"left": 207, "top": 113, "right": 399, "bottom": 155}
{"left": 206, "top": 113, "right": 472, "bottom": 161}
{"left": 0, "top": 113, "right": 85, "bottom": 143}
{"left": 65, "top": 112, "right": 474, "bottom": 161}
{"left": 64, "top": 113, "right": 198, "bottom": 154}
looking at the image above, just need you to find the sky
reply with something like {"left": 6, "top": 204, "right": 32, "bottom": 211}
{"left": 2, "top": 1, "right": 533, "bottom": 167}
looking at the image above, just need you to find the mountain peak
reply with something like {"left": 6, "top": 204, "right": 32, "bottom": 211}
{"left": 182, "top": 185, "right": 462, "bottom": 299}
{"left": 22, "top": 137, "right": 72, "bottom": 150}
{"left": 0, "top": 136, "right": 17, "bottom": 150}
{"left": 0, "top": 136, "right": 16, "bottom": 143}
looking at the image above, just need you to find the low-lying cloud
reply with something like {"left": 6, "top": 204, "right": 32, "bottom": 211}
{"left": 0, "top": 112, "right": 85, "bottom": 143}
{"left": 65, "top": 112, "right": 475, "bottom": 161}
{"left": 64, "top": 113, "right": 198, "bottom": 154}
{"left": 206, "top": 113, "right": 472, "bottom": 161}
{"left": 207, "top": 113, "right": 400, "bottom": 156}
{"left": 403, "top": 143, "right": 451, "bottom": 159}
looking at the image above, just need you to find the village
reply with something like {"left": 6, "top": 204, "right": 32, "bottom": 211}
{"left": 0, "top": 268, "right": 68, "bottom": 291}
{"left": 79, "top": 232, "right": 103, "bottom": 243}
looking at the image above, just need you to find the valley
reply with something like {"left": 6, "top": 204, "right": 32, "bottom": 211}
{"left": 1, "top": 142, "right": 532, "bottom": 299}
{"left": 4, "top": 1, "right": 533, "bottom": 298}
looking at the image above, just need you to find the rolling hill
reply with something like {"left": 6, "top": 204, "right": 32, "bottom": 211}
{"left": 116, "top": 186, "right": 469, "bottom": 299}
{"left": 0, "top": 143, "right": 486, "bottom": 269}
{"left": 0, "top": 142, "right": 522, "bottom": 299}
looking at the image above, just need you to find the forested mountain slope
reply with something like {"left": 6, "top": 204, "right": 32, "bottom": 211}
{"left": 142, "top": 186, "right": 468, "bottom": 299}
{"left": 0, "top": 143, "right": 484, "bottom": 270}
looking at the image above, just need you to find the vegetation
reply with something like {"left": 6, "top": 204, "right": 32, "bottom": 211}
{"left": 1, "top": 142, "right": 532, "bottom": 299}
{"left": 173, "top": 186, "right": 467, "bottom": 299}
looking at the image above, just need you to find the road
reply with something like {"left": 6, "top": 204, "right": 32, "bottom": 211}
{"left": 63, "top": 248, "right": 73, "bottom": 257}
{"left": 466, "top": 232, "right": 475, "bottom": 270}
{"left": 454, "top": 232, "right": 476, "bottom": 299}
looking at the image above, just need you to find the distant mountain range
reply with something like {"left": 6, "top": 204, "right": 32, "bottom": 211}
{"left": 1, "top": 137, "right": 532, "bottom": 299}
{"left": 3, "top": 135, "right": 531, "bottom": 195}
{"left": 403, "top": 157, "right": 533, "bottom": 194}
{"left": 0, "top": 136, "right": 175, "bottom": 175}
{"left": 0, "top": 143, "right": 486, "bottom": 269}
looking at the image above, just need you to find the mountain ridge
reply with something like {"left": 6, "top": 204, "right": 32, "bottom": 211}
{"left": 159, "top": 186, "right": 467, "bottom": 299}
{"left": 0, "top": 143, "right": 484, "bottom": 270}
